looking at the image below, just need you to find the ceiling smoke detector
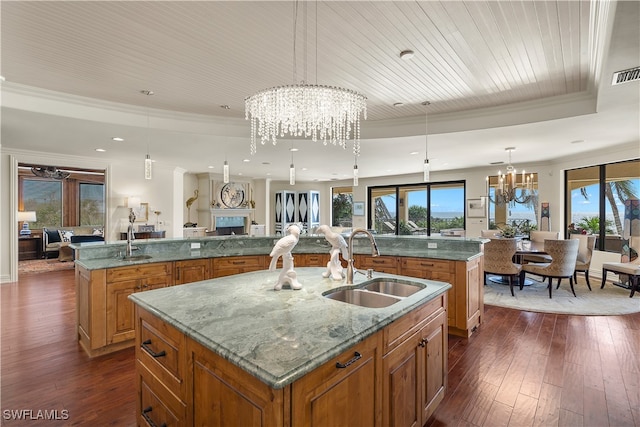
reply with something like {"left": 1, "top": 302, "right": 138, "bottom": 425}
{"left": 612, "top": 66, "right": 640, "bottom": 85}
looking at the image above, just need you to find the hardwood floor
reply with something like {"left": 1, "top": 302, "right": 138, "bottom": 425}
{"left": 2, "top": 270, "right": 638, "bottom": 426}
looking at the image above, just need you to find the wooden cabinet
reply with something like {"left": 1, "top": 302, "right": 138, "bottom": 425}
{"left": 136, "top": 307, "right": 190, "bottom": 427}
{"left": 382, "top": 295, "right": 447, "bottom": 427}
{"left": 174, "top": 259, "right": 210, "bottom": 285}
{"left": 291, "top": 333, "right": 382, "bottom": 427}
{"left": 76, "top": 262, "right": 173, "bottom": 357}
{"left": 401, "top": 257, "right": 482, "bottom": 337}
{"left": 134, "top": 293, "right": 447, "bottom": 426}
{"left": 356, "top": 254, "right": 398, "bottom": 274}
{"left": 106, "top": 263, "right": 172, "bottom": 346}
{"left": 301, "top": 252, "right": 331, "bottom": 267}
{"left": 212, "top": 255, "right": 264, "bottom": 278}
{"left": 119, "top": 231, "right": 166, "bottom": 240}
{"left": 18, "top": 236, "right": 42, "bottom": 260}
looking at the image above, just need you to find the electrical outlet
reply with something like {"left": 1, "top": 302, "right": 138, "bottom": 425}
{"left": 428, "top": 242, "right": 437, "bottom": 249}
{"left": 191, "top": 242, "right": 201, "bottom": 249}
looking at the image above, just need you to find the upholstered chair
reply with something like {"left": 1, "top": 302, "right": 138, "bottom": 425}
{"left": 520, "top": 239, "right": 580, "bottom": 298}
{"left": 483, "top": 238, "right": 522, "bottom": 296}
{"left": 522, "top": 230, "right": 559, "bottom": 263}
{"left": 601, "top": 235, "right": 640, "bottom": 298}
{"left": 571, "top": 234, "right": 596, "bottom": 290}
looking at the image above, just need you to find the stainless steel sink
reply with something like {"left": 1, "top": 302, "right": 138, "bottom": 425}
{"left": 323, "top": 289, "right": 401, "bottom": 308}
{"left": 122, "top": 254, "right": 152, "bottom": 261}
{"left": 360, "top": 278, "right": 424, "bottom": 297}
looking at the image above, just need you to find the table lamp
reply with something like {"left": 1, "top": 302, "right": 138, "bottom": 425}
{"left": 18, "top": 211, "right": 37, "bottom": 236}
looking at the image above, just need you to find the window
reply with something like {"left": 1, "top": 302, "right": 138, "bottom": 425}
{"left": 566, "top": 159, "right": 639, "bottom": 252}
{"left": 22, "top": 179, "right": 63, "bottom": 228}
{"left": 79, "top": 183, "right": 105, "bottom": 226}
{"left": 369, "top": 181, "right": 465, "bottom": 236}
{"left": 331, "top": 187, "right": 353, "bottom": 227}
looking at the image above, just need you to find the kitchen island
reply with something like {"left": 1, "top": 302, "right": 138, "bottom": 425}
{"left": 129, "top": 268, "right": 451, "bottom": 427}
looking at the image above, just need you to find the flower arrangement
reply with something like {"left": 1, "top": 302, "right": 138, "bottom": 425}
{"left": 499, "top": 224, "right": 517, "bottom": 238}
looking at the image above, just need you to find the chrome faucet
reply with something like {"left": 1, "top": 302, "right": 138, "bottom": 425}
{"left": 126, "top": 209, "right": 138, "bottom": 257}
{"left": 346, "top": 229, "right": 380, "bottom": 284}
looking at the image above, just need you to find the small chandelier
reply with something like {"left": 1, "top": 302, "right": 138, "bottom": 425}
{"left": 31, "top": 166, "right": 70, "bottom": 180}
{"left": 244, "top": 1, "right": 367, "bottom": 156}
{"left": 487, "top": 147, "right": 536, "bottom": 206}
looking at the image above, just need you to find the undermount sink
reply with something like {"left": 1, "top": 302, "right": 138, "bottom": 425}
{"left": 360, "top": 278, "right": 424, "bottom": 297}
{"left": 323, "top": 278, "right": 425, "bottom": 308}
{"left": 122, "top": 254, "right": 152, "bottom": 261}
{"left": 323, "top": 289, "right": 401, "bottom": 308}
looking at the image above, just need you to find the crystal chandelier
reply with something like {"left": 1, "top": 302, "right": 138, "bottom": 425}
{"left": 244, "top": 1, "right": 367, "bottom": 156}
{"left": 487, "top": 147, "right": 537, "bottom": 206}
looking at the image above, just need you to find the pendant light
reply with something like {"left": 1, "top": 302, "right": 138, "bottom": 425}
{"left": 141, "top": 90, "right": 154, "bottom": 180}
{"left": 289, "top": 145, "right": 296, "bottom": 185}
{"left": 353, "top": 155, "right": 359, "bottom": 187}
{"left": 223, "top": 159, "right": 229, "bottom": 184}
{"left": 422, "top": 101, "right": 430, "bottom": 182}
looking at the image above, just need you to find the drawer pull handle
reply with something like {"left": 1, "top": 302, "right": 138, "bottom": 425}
{"left": 232, "top": 261, "right": 245, "bottom": 265}
{"left": 141, "top": 339, "right": 166, "bottom": 358}
{"left": 336, "top": 351, "right": 361, "bottom": 369}
{"left": 420, "top": 263, "right": 434, "bottom": 267}
{"left": 142, "top": 406, "right": 167, "bottom": 427}
{"left": 372, "top": 260, "right": 386, "bottom": 264}
{"left": 418, "top": 337, "right": 428, "bottom": 348}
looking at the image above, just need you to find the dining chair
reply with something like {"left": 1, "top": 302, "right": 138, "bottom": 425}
{"left": 522, "top": 230, "right": 559, "bottom": 263}
{"left": 520, "top": 239, "right": 580, "bottom": 298}
{"left": 571, "top": 234, "right": 596, "bottom": 290}
{"left": 601, "top": 234, "right": 640, "bottom": 298}
{"left": 483, "top": 238, "right": 522, "bottom": 296}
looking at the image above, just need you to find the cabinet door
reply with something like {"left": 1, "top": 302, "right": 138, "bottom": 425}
{"left": 419, "top": 311, "right": 447, "bottom": 422}
{"left": 106, "top": 279, "right": 139, "bottom": 344}
{"left": 174, "top": 259, "right": 210, "bottom": 285}
{"left": 303, "top": 253, "right": 330, "bottom": 267}
{"left": 382, "top": 331, "right": 420, "bottom": 427}
{"left": 358, "top": 255, "right": 398, "bottom": 274}
{"left": 292, "top": 334, "right": 380, "bottom": 427}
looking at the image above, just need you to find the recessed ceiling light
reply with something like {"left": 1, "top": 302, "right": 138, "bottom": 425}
{"left": 410, "top": 151, "right": 419, "bottom": 155}
{"left": 262, "top": 162, "right": 271, "bottom": 165}
{"left": 111, "top": 137, "right": 124, "bottom": 142}
{"left": 290, "top": 148, "right": 299, "bottom": 152}
{"left": 0, "top": 75, "right": 6, "bottom": 82}
{"left": 302, "top": 167, "right": 308, "bottom": 171}
{"left": 266, "top": 172, "right": 272, "bottom": 176}
{"left": 208, "top": 165, "right": 215, "bottom": 169}
{"left": 393, "top": 102, "right": 404, "bottom": 107}
{"left": 243, "top": 159, "right": 250, "bottom": 162}
{"left": 570, "top": 139, "right": 585, "bottom": 144}
{"left": 399, "top": 50, "right": 415, "bottom": 60}
{"left": 95, "top": 148, "right": 106, "bottom": 152}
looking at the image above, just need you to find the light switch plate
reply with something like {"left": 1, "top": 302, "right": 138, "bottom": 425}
{"left": 428, "top": 242, "right": 437, "bottom": 249}
{"left": 191, "top": 242, "right": 201, "bottom": 249}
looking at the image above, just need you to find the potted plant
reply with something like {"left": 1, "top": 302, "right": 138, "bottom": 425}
{"left": 499, "top": 224, "right": 517, "bottom": 238}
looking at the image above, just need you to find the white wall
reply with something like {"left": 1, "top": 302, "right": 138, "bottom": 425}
{"left": 1, "top": 148, "right": 186, "bottom": 283}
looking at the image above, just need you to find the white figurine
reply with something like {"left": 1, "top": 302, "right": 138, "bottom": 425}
{"left": 269, "top": 224, "right": 302, "bottom": 290}
{"left": 316, "top": 225, "right": 348, "bottom": 280}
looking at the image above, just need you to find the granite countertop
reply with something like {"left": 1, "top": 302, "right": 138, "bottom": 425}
{"left": 74, "top": 235, "right": 484, "bottom": 270}
{"left": 128, "top": 267, "right": 451, "bottom": 389}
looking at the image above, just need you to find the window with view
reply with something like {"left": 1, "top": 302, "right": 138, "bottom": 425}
{"left": 331, "top": 187, "right": 353, "bottom": 228}
{"left": 22, "top": 179, "right": 63, "bottom": 228}
{"left": 79, "top": 183, "right": 105, "bottom": 226}
{"left": 565, "top": 159, "right": 639, "bottom": 252}
{"left": 369, "top": 181, "right": 465, "bottom": 236}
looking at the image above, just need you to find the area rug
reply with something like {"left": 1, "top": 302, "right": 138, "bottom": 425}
{"left": 484, "top": 276, "right": 639, "bottom": 316}
{"left": 18, "top": 259, "right": 75, "bottom": 275}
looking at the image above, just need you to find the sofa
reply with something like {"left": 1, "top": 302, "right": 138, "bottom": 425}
{"left": 42, "top": 226, "right": 104, "bottom": 259}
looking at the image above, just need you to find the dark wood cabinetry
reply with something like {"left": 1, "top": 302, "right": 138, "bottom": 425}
{"left": 18, "top": 236, "right": 42, "bottom": 260}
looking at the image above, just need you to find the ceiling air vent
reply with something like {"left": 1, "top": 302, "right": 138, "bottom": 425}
{"left": 612, "top": 66, "right": 640, "bottom": 85}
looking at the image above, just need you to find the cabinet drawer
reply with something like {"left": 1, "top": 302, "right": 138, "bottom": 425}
{"left": 107, "top": 262, "right": 172, "bottom": 283}
{"left": 137, "top": 361, "right": 186, "bottom": 427}
{"left": 383, "top": 294, "right": 446, "bottom": 354}
{"left": 303, "top": 253, "right": 330, "bottom": 267}
{"left": 401, "top": 258, "right": 452, "bottom": 273}
{"left": 137, "top": 308, "right": 187, "bottom": 400}
{"left": 214, "top": 256, "right": 263, "bottom": 269}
